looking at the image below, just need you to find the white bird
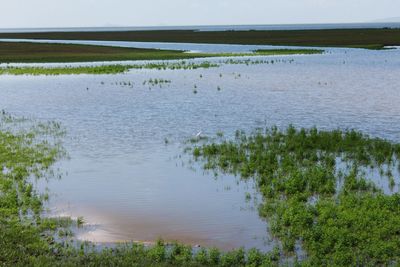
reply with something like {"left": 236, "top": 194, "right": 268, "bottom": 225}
{"left": 195, "top": 131, "right": 202, "bottom": 138}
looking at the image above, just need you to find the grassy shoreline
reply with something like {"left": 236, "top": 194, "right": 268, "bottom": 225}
{"left": 0, "top": 41, "right": 323, "bottom": 64}
{"left": 0, "top": 42, "right": 212, "bottom": 63}
{"left": 0, "top": 28, "right": 399, "bottom": 49}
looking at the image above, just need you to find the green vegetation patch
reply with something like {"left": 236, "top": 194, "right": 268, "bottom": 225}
{"left": 253, "top": 49, "right": 323, "bottom": 55}
{"left": 0, "top": 42, "right": 323, "bottom": 64}
{"left": 0, "top": 48, "right": 321, "bottom": 75}
{"left": 0, "top": 61, "right": 219, "bottom": 75}
{"left": 204, "top": 49, "right": 324, "bottom": 59}
{"left": 189, "top": 126, "right": 400, "bottom": 265}
{"left": 2, "top": 41, "right": 300, "bottom": 64}
{"left": 0, "top": 111, "right": 67, "bottom": 265}
{"left": 0, "top": 42, "right": 212, "bottom": 63}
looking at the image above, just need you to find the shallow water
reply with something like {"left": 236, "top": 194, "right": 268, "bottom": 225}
{"left": 0, "top": 45, "right": 399, "bottom": 251}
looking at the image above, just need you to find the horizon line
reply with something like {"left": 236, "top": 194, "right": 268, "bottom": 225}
{"left": 1, "top": 21, "right": 400, "bottom": 31}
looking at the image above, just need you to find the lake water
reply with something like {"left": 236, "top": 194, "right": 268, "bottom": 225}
{"left": 0, "top": 44, "right": 399, "bottom": 251}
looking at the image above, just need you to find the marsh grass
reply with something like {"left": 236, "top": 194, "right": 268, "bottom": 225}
{"left": 0, "top": 111, "right": 68, "bottom": 264}
{"left": 77, "top": 216, "right": 85, "bottom": 228}
{"left": 188, "top": 126, "right": 400, "bottom": 265}
{"left": 0, "top": 42, "right": 215, "bottom": 63}
{"left": 0, "top": 53, "right": 302, "bottom": 76}
{"left": 0, "top": 40, "right": 324, "bottom": 64}
{"left": 144, "top": 78, "right": 172, "bottom": 88}
{"left": 0, "top": 61, "right": 221, "bottom": 76}
{"left": 0, "top": 48, "right": 319, "bottom": 75}
{"left": 208, "top": 49, "right": 323, "bottom": 59}
{"left": 220, "top": 58, "right": 295, "bottom": 66}
{"left": 253, "top": 49, "right": 323, "bottom": 55}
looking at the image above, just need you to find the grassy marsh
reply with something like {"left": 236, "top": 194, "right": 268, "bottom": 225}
{"left": 2, "top": 114, "right": 400, "bottom": 265}
{"left": 1, "top": 28, "right": 399, "bottom": 48}
{"left": 188, "top": 126, "right": 400, "bottom": 265}
{"left": 254, "top": 49, "right": 323, "bottom": 55}
{"left": 0, "top": 42, "right": 323, "bottom": 64}
{"left": 0, "top": 42, "right": 213, "bottom": 63}
{"left": 0, "top": 51, "right": 305, "bottom": 76}
{"left": 0, "top": 112, "right": 67, "bottom": 264}
{"left": 0, "top": 61, "right": 220, "bottom": 75}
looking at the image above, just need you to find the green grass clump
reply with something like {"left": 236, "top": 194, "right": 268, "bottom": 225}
{"left": 0, "top": 61, "right": 220, "bottom": 75}
{"left": 0, "top": 65, "right": 132, "bottom": 75}
{"left": 144, "top": 78, "right": 171, "bottom": 86}
{"left": 215, "top": 49, "right": 323, "bottom": 58}
{"left": 253, "top": 49, "right": 323, "bottom": 55}
{"left": 0, "top": 111, "right": 67, "bottom": 265}
{"left": 189, "top": 126, "right": 400, "bottom": 265}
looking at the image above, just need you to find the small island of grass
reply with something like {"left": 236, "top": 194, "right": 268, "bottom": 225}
{"left": 0, "top": 42, "right": 323, "bottom": 64}
{"left": 188, "top": 126, "right": 400, "bottom": 266}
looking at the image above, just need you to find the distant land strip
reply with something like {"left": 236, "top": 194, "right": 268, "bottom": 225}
{"left": 0, "top": 28, "right": 399, "bottom": 49}
{"left": 0, "top": 42, "right": 322, "bottom": 63}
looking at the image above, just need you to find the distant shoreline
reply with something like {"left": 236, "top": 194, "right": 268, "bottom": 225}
{"left": 0, "top": 22, "right": 400, "bottom": 33}
{"left": 0, "top": 28, "right": 399, "bottom": 49}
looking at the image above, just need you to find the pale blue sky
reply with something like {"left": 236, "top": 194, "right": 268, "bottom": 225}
{"left": 1, "top": 0, "right": 399, "bottom": 28}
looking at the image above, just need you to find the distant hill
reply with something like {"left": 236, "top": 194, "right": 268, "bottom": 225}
{"left": 373, "top": 17, "right": 400, "bottom": 23}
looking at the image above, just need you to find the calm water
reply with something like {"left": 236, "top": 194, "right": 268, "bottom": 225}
{"left": 1, "top": 45, "right": 400, "bottom": 251}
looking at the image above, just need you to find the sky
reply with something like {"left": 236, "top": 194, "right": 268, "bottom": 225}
{"left": 1, "top": 0, "right": 399, "bottom": 28}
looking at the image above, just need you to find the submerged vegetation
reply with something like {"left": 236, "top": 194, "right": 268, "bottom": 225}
{"left": 144, "top": 78, "right": 172, "bottom": 89}
{"left": 188, "top": 126, "right": 400, "bottom": 266}
{"left": 0, "top": 112, "right": 67, "bottom": 265}
{"left": 208, "top": 49, "right": 324, "bottom": 58}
